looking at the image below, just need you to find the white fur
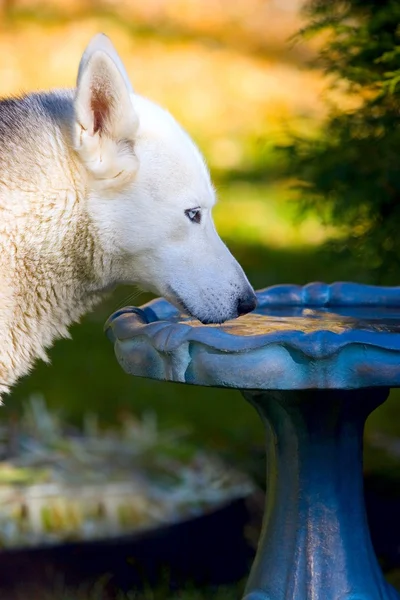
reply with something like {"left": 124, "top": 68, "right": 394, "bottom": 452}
{"left": 0, "top": 34, "right": 256, "bottom": 402}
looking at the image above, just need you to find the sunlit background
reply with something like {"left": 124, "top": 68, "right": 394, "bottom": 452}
{"left": 1, "top": 0, "right": 400, "bottom": 598}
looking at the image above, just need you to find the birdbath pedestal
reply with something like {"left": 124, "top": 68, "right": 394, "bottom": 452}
{"left": 106, "top": 282, "right": 400, "bottom": 600}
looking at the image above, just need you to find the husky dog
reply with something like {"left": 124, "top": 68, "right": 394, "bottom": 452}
{"left": 0, "top": 34, "right": 256, "bottom": 401}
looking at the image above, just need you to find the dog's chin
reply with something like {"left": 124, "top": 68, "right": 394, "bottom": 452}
{"left": 165, "top": 293, "right": 199, "bottom": 321}
{"left": 182, "top": 307, "right": 231, "bottom": 325}
{"left": 164, "top": 289, "right": 233, "bottom": 325}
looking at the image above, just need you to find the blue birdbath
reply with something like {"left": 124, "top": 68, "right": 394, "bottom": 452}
{"left": 105, "top": 282, "right": 400, "bottom": 600}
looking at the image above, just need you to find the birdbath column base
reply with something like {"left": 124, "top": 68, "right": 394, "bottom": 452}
{"left": 242, "top": 388, "right": 400, "bottom": 600}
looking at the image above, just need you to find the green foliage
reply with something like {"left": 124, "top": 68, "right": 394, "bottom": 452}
{"left": 285, "top": 0, "right": 400, "bottom": 279}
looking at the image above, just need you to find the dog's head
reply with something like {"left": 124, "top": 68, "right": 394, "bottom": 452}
{"left": 73, "top": 34, "right": 256, "bottom": 324}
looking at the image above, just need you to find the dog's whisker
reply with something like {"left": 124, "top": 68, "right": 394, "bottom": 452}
{"left": 112, "top": 288, "right": 143, "bottom": 312}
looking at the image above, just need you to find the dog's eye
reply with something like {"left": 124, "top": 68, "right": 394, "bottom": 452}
{"left": 185, "top": 208, "right": 201, "bottom": 224}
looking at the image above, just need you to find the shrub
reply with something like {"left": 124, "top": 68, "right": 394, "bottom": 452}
{"left": 285, "top": 0, "right": 400, "bottom": 281}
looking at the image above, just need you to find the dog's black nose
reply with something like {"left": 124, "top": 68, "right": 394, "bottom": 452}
{"left": 237, "top": 292, "right": 257, "bottom": 316}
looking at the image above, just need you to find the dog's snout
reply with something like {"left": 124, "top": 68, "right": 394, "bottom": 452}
{"left": 237, "top": 291, "right": 257, "bottom": 317}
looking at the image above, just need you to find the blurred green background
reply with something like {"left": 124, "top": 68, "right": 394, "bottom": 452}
{"left": 2, "top": 0, "right": 400, "bottom": 597}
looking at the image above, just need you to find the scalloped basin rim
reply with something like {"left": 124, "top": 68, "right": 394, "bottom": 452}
{"left": 105, "top": 308, "right": 400, "bottom": 355}
{"left": 105, "top": 283, "right": 400, "bottom": 358}
{"left": 105, "top": 282, "right": 400, "bottom": 356}
{"left": 105, "top": 283, "right": 400, "bottom": 390}
{"left": 256, "top": 282, "right": 400, "bottom": 307}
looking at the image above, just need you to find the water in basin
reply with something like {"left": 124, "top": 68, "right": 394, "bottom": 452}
{"left": 182, "top": 307, "right": 400, "bottom": 337}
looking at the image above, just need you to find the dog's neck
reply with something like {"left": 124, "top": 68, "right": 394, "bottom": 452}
{"left": 0, "top": 174, "right": 110, "bottom": 402}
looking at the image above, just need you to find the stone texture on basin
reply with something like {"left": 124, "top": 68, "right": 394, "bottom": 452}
{"left": 105, "top": 282, "right": 400, "bottom": 390}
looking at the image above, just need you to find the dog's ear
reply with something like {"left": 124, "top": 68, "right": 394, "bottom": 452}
{"left": 74, "top": 34, "right": 139, "bottom": 188}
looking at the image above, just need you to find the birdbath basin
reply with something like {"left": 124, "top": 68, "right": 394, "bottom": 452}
{"left": 105, "top": 282, "right": 400, "bottom": 600}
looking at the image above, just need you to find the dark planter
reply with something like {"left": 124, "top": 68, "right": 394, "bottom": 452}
{"left": 0, "top": 496, "right": 254, "bottom": 595}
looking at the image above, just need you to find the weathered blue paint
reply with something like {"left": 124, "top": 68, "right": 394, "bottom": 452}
{"left": 105, "top": 282, "right": 400, "bottom": 599}
{"left": 242, "top": 388, "right": 399, "bottom": 600}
